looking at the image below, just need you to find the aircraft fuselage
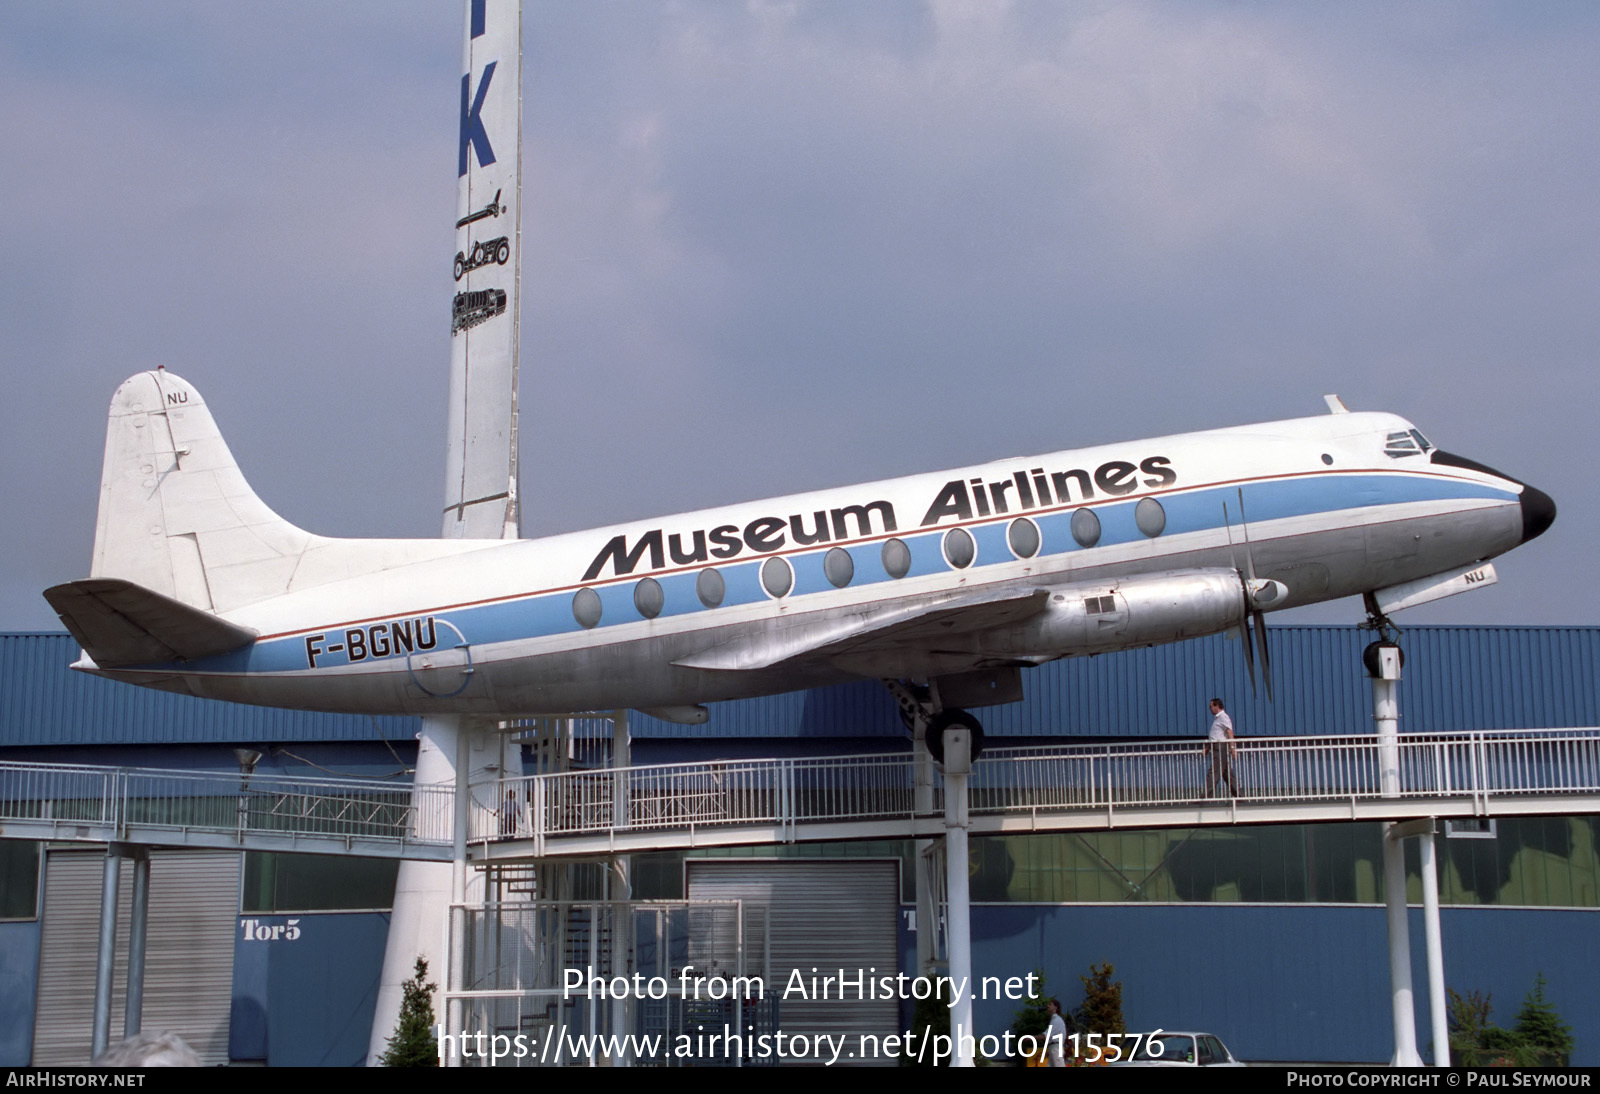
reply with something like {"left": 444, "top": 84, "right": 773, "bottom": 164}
{"left": 80, "top": 403, "right": 1549, "bottom": 718}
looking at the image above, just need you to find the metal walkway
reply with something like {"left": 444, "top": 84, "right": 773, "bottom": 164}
{"left": 0, "top": 762, "right": 454, "bottom": 860}
{"left": 475, "top": 728, "right": 1600, "bottom": 861}
{"left": 6, "top": 729, "right": 1600, "bottom": 861}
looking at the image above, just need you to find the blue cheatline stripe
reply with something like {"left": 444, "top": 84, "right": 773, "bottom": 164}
{"left": 177, "top": 471, "right": 1514, "bottom": 675}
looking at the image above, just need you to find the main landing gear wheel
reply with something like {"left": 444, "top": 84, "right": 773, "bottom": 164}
{"left": 925, "top": 708, "right": 985, "bottom": 766}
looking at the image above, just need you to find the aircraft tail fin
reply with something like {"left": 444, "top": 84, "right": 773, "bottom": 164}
{"left": 84, "top": 370, "right": 319, "bottom": 613}
{"left": 42, "top": 577, "right": 258, "bottom": 668}
{"left": 71, "top": 370, "right": 504, "bottom": 621}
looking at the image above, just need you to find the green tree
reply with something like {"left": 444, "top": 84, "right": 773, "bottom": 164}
{"left": 1449, "top": 977, "right": 1575, "bottom": 1067}
{"left": 380, "top": 957, "right": 439, "bottom": 1067}
{"left": 1075, "top": 962, "right": 1126, "bottom": 1036}
{"left": 1513, "top": 974, "right": 1574, "bottom": 1066}
{"left": 1447, "top": 988, "right": 1496, "bottom": 1066}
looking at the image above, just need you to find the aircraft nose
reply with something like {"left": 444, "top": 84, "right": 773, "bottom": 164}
{"left": 1432, "top": 450, "right": 1555, "bottom": 546}
{"left": 1519, "top": 482, "right": 1557, "bottom": 544}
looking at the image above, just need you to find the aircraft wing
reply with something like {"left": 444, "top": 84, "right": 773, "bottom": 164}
{"left": 43, "top": 578, "right": 259, "bottom": 668}
{"left": 673, "top": 586, "right": 1051, "bottom": 672}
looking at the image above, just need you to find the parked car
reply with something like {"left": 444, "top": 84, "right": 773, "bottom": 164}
{"left": 1110, "top": 1031, "right": 1245, "bottom": 1067}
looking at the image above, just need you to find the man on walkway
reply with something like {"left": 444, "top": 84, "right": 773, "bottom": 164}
{"left": 1204, "top": 697, "right": 1239, "bottom": 797}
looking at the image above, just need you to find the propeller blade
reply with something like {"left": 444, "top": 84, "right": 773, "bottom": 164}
{"left": 1234, "top": 488, "right": 1278, "bottom": 701}
{"left": 1224, "top": 500, "right": 1259, "bottom": 695}
{"left": 1236, "top": 489, "right": 1258, "bottom": 583}
{"left": 1239, "top": 617, "right": 1257, "bottom": 696}
{"left": 1253, "top": 609, "right": 1274, "bottom": 702}
{"left": 1222, "top": 501, "right": 1242, "bottom": 573}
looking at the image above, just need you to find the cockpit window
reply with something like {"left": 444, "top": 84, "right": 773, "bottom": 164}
{"left": 1383, "top": 431, "right": 1419, "bottom": 457}
{"left": 1384, "top": 430, "right": 1428, "bottom": 458}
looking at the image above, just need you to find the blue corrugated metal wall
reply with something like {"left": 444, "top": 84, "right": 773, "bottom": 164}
{"left": 0, "top": 920, "right": 41, "bottom": 1066}
{"left": 7, "top": 626, "right": 1600, "bottom": 746}
{"left": 229, "top": 912, "right": 389, "bottom": 1066}
{"left": 634, "top": 626, "right": 1600, "bottom": 740}
{"left": 0, "top": 634, "right": 418, "bottom": 746}
{"left": 6, "top": 625, "right": 1600, "bottom": 1065}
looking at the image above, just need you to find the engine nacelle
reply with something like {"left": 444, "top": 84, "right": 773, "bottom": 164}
{"left": 977, "top": 568, "right": 1249, "bottom": 659}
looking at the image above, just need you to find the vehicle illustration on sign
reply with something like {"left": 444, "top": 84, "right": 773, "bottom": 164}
{"left": 455, "top": 187, "right": 504, "bottom": 229}
{"left": 451, "top": 287, "right": 506, "bottom": 333}
{"left": 453, "top": 236, "right": 510, "bottom": 281}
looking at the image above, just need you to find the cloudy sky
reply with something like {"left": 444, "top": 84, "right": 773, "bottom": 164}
{"left": 2, "top": 1, "right": 1595, "bottom": 633}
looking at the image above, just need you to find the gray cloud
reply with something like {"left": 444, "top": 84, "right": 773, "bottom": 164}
{"left": 4, "top": 1, "right": 1594, "bottom": 632}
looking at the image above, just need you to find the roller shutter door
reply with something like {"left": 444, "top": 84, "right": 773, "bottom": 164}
{"left": 32, "top": 849, "right": 240, "bottom": 1066}
{"left": 687, "top": 860, "right": 898, "bottom": 1065}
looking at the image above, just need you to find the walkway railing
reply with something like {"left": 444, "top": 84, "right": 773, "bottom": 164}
{"left": 7, "top": 729, "right": 1600, "bottom": 860}
{"left": 476, "top": 729, "right": 1600, "bottom": 849}
{"left": 969, "top": 730, "right": 1600, "bottom": 813}
{"left": 0, "top": 761, "right": 453, "bottom": 854}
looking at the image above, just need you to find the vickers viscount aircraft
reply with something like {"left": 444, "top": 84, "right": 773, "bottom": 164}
{"left": 45, "top": 371, "right": 1554, "bottom": 742}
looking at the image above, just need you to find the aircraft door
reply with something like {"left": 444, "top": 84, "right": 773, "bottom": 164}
{"left": 406, "top": 617, "right": 474, "bottom": 697}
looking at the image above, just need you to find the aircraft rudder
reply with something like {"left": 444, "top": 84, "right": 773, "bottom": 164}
{"left": 87, "top": 370, "right": 312, "bottom": 611}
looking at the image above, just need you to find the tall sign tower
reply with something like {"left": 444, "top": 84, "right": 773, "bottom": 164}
{"left": 371, "top": 0, "right": 523, "bottom": 1063}
{"left": 444, "top": 0, "right": 522, "bottom": 541}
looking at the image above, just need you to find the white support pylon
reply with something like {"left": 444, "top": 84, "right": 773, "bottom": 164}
{"left": 913, "top": 717, "right": 937, "bottom": 977}
{"left": 371, "top": 715, "right": 503, "bottom": 1065}
{"left": 1372, "top": 642, "right": 1424, "bottom": 1067}
{"left": 1383, "top": 823, "right": 1423, "bottom": 1067}
{"left": 1419, "top": 822, "right": 1450, "bottom": 1066}
{"left": 941, "top": 724, "right": 976, "bottom": 1068}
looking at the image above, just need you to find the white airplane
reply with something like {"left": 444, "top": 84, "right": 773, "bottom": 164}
{"left": 45, "top": 370, "right": 1554, "bottom": 742}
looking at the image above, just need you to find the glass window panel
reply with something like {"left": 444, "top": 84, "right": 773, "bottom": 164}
{"left": 942, "top": 528, "right": 975, "bottom": 569}
{"left": 0, "top": 841, "right": 40, "bottom": 919}
{"left": 881, "top": 538, "right": 912, "bottom": 579}
{"left": 760, "top": 556, "right": 793, "bottom": 598}
{"left": 572, "top": 587, "right": 602, "bottom": 628}
{"left": 1007, "top": 518, "right": 1040, "bottom": 559}
{"left": 1070, "top": 508, "right": 1101, "bottom": 548}
{"left": 823, "top": 547, "right": 854, "bottom": 588}
{"left": 242, "top": 852, "right": 400, "bottom": 913}
{"left": 633, "top": 577, "right": 664, "bottom": 619}
{"left": 696, "top": 568, "right": 725, "bottom": 608}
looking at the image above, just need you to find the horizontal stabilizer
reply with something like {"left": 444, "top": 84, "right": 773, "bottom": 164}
{"left": 42, "top": 578, "right": 258, "bottom": 667}
{"left": 674, "top": 587, "right": 1051, "bottom": 672}
{"left": 1373, "top": 562, "right": 1498, "bottom": 616}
